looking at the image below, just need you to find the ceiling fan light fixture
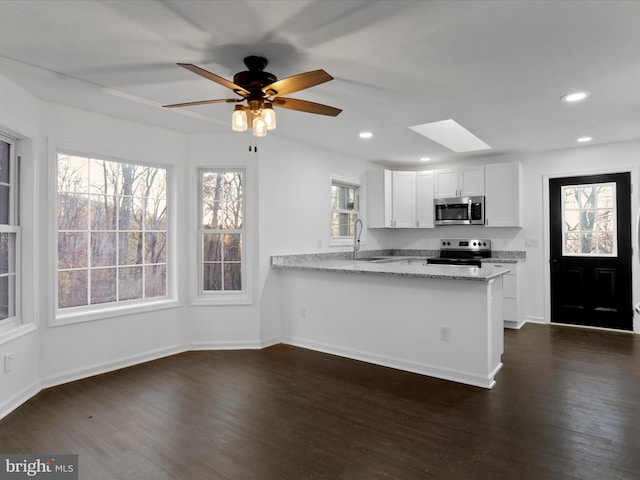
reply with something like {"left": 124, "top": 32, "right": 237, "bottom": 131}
{"left": 232, "top": 105, "right": 248, "bottom": 132}
{"left": 262, "top": 104, "right": 276, "bottom": 130}
{"left": 253, "top": 115, "right": 267, "bottom": 137}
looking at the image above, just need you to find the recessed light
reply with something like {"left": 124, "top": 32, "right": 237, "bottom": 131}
{"left": 420, "top": 157, "right": 431, "bottom": 162}
{"left": 359, "top": 131, "right": 373, "bottom": 139}
{"left": 577, "top": 136, "right": 592, "bottom": 143}
{"left": 561, "top": 92, "right": 590, "bottom": 103}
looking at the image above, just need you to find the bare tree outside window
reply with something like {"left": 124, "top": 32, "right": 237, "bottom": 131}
{"left": 200, "top": 170, "right": 244, "bottom": 292}
{"left": 562, "top": 182, "right": 616, "bottom": 256}
{"left": 56, "top": 153, "right": 168, "bottom": 309}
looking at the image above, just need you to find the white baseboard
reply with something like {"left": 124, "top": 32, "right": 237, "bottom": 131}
{"left": 525, "top": 316, "right": 547, "bottom": 324}
{"left": 0, "top": 382, "right": 41, "bottom": 421}
{"left": 40, "top": 344, "right": 186, "bottom": 390}
{"left": 282, "top": 336, "right": 499, "bottom": 389}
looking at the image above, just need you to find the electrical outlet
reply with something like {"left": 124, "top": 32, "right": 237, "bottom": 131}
{"left": 525, "top": 237, "right": 540, "bottom": 247}
{"left": 299, "top": 307, "right": 307, "bottom": 319}
{"left": 4, "top": 353, "right": 13, "bottom": 373}
{"left": 440, "top": 326, "right": 450, "bottom": 342}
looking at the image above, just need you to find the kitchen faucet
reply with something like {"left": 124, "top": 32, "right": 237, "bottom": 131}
{"left": 353, "top": 218, "right": 363, "bottom": 260}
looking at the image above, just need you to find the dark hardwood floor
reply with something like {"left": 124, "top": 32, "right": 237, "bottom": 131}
{"left": 2, "top": 323, "right": 640, "bottom": 479}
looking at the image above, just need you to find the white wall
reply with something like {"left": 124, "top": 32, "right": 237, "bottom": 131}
{"left": 0, "top": 75, "right": 41, "bottom": 417}
{"left": 37, "top": 102, "right": 192, "bottom": 385}
{"left": 256, "top": 135, "right": 384, "bottom": 343}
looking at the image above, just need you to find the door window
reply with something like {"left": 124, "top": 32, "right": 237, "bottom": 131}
{"left": 561, "top": 182, "right": 616, "bottom": 256}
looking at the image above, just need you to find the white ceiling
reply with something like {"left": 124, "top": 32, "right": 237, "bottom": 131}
{"left": 1, "top": 0, "right": 639, "bottom": 166}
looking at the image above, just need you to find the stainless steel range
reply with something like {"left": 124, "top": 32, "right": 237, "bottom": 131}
{"left": 427, "top": 238, "right": 491, "bottom": 267}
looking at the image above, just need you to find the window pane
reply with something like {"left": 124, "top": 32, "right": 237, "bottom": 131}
{"left": 145, "top": 197, "right": 167, "bottom": 230}
{"left": 0, "top": 275, "right": 12, "bottom": 320}
{"left": 0, "top": 140, "right": 9, "bottom": 184}
{"left": 0, "top": 186, "right": 9, "bottom": 225}
{"left": 91, "top": 232, "right": 117, "bottom": 267}
{"left": 58, "top": 232, "right": 88, "bottom": 269}
{"left": 58, "top": 270, "right": 88, "bottom": 308}
{"left": 119, "top": 232, "right": 142, "bottom": 266}
{"left": 202, "top": 172, "right": 243, "bottom": 229}
{"left": 203, "top": 263, "right": 222, "bottom": 291}
{"left": 90, "top": 194, "right": 116, "bottom": 230}
{"left": 0, "top": 233, "right": 8, "bottom": 274}
{"left": 223, "top": 234, "right": 241, "bottom": 261}
{"left": 562, "top": 183, "right": 616, "bottom": 256}
{"left": 57, "top": 155, "right": 89, "bottom": 194}
{"left": 119, "top": 266, "right": 143, "bottom": 301}
{"left": 145, "top": 232, "right": 166, "bottom": 264}
{"left": 57, "top": 193, "right": 89, "bottom": 230}
{"left": 145, "top": 265, "right": 166, "bottom": 298}
{"left": 203, "top": 234, "right": 222, "bottom": 262}
{"left": 224, "top": 263, "right": 242, "bottom": 291}
{"left": 90, "top": 268, "right": 117, "bottom": 304}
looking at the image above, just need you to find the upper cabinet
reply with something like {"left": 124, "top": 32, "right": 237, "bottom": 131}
{"left": 434, "top": 165, "right": 485, "bottom": 198}
{"left": 416, "top": 171, "right": 435, "bottom": 228}
{"left": 484, "top": 162, "right": 522, "bottom": 227}
{"left": 390, "top": 171, "right": 416, "bottom": 228}
{"left": 367, "top": 162, "right": 520, "bottom": 229}
{"left": 367, "top": 169, "right": 434, "bottom": 228}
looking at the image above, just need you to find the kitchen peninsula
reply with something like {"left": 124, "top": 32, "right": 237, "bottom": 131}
{"left": 272, "top": 253, "right": 511, "bottom": 389}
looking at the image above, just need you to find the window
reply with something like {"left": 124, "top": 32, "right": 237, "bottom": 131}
{"left": 0, "top": 133, "right": 19, "bottom": 328}
{"left": 199, "top": 169, "right": 245, "bottom": 295}
{"left": 56, "top": 153, "right": 168, "bottom": 312}
{"left": 562, "top": 182, "right": 616, "bottom": 256}
{"left": 331, "top": 179, "right": 359, "bottom": 243}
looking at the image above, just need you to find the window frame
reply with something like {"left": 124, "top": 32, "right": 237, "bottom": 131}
{"left": 0, "top": 132, "right": 21, "bottom": 332}
{"left": 52, "top": 145, "right": 177, "bottom": 326}
{"left": 195, "top": 167, "right": 249, "bottom": 304}
{"left": 330, "top": 177, "right": 360, "bottom": 247}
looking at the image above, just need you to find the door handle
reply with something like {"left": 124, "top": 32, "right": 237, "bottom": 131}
{"left": 550, "top": 258, "right": 559, "bottom": 264}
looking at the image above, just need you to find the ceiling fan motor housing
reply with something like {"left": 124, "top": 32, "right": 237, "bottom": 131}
{"left": 233, "top": 56, "right": 277, "bottom": 95}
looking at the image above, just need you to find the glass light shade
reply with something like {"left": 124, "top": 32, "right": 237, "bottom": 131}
{"left": 252, "top": 115, "right": 267, "bottom": 137}
{"left": 232, "top": 106, "right": 248, "bottom": 132}
{"left": 263, "top": 105, "right": 276, "bottom": 130}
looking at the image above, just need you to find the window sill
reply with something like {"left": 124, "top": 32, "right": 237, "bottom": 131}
{"left": 52, "top": 298, "right": 182, "bottom": 327}
{"left": 191, "top": 293, "right": 251, "bottom": 306}
{"left": 0, "top": 322, "right": 38, "bottom": 346}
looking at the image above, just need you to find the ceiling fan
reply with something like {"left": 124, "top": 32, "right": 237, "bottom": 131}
{"left": 163, "top": 56, "right": 342, "bottom": 137}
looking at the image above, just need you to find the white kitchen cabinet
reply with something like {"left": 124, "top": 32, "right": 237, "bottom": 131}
{"left": 489, "top": 261, "right": 524, "bottom": 329}
{"left": 484, "top": 162, "right": 521, "bottom": 227}
{"left": 367, "top": 169, "right": 416, "bottom": 228}
{"left": 391, "top": 171, "right": 416, "bottom": 228}
{"left": 434, "top": 165, "right": 485, "bottom": 198}
{"left": 416, "top": 171, "right": 435, "bottom": 228}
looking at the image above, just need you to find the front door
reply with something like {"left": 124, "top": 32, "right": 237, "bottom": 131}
{"left": 549, "top": 172, "right": 633, "bottom": 330}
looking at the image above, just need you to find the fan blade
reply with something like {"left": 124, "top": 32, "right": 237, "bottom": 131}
{"left": 272, "top": 97, "right": 342, "bottom": 117}
{"left": 177, "top": 63, "right": 250, "bottom": 96}
{"left": 163, "top": 98, "right": 238, "bottom": 108}
{"left": 263, "top": 70, "right": 333, "bottom": 97}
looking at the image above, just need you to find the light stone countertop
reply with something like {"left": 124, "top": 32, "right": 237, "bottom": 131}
{"left": 271, "top": 257, "right": 511, "bottom": 282}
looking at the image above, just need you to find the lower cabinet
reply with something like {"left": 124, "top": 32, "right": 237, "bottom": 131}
{"left": 488, "top": 261, "right": 525, "bottom": 329}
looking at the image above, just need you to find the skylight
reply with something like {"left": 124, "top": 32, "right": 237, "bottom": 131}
{"left": 409, "top": 119, "right": 491, "bottom": 153}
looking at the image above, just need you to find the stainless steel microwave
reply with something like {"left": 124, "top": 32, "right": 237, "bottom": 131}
{"left": 434, "top": 196, "right": 485, "bottom": 226}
